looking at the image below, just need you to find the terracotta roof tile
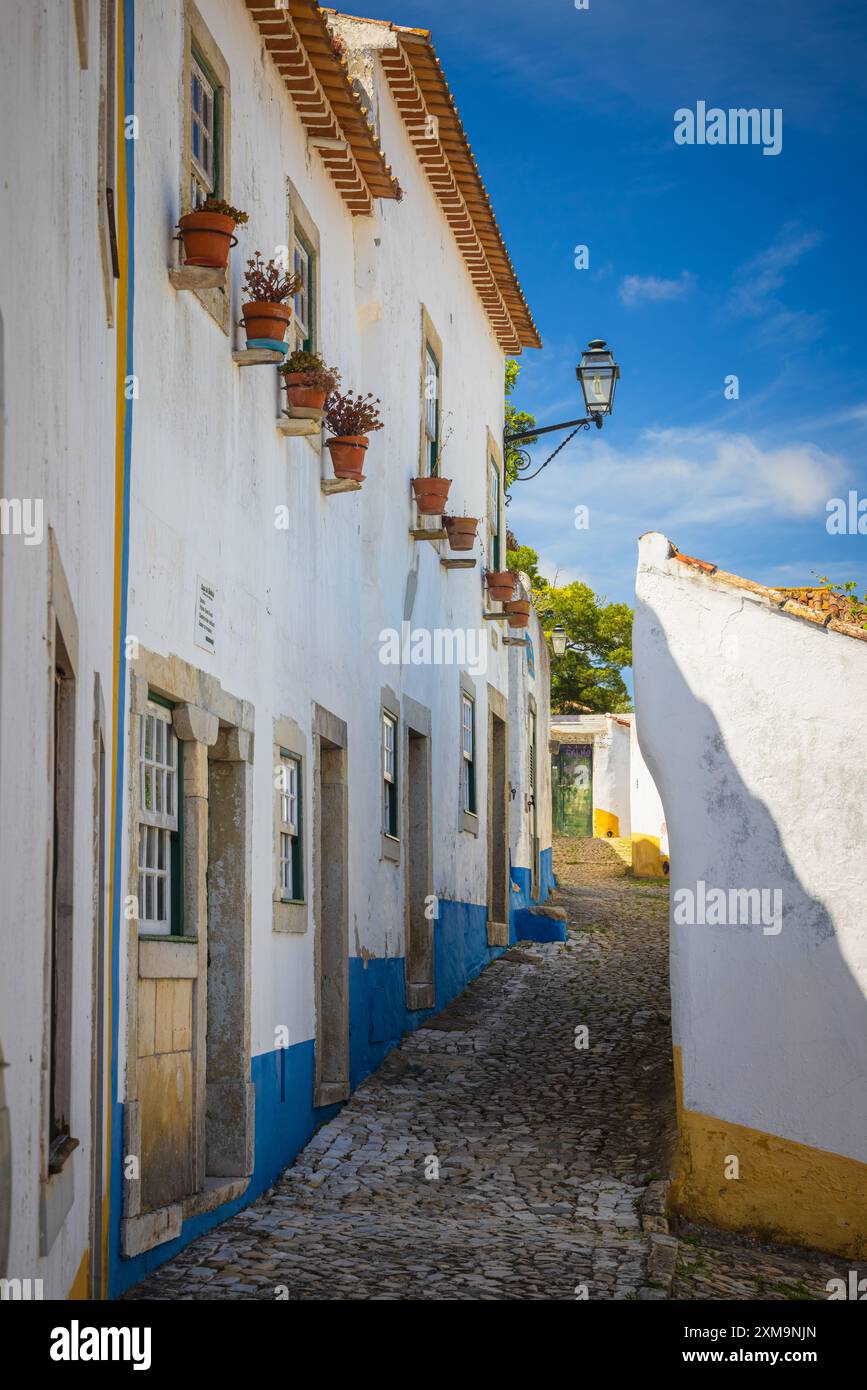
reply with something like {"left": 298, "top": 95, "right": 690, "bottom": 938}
{"left": 671, "top": 549, "right": 716, "bottom": 574}
{"left": 245, "top": 0, "right": 402, "bottom": 214}
{"left": 325, "top": 10, "right": 540, "bottom": 352}
{"left": 668, "top": 547, "right": 867, "bottom": 642}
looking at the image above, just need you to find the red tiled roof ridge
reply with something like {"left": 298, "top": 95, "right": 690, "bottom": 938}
{"left": 667, "top": 544, "right": 867, "bottom": 643}
{"left": 324, "top": 8, "right": 540, "bottom": 352}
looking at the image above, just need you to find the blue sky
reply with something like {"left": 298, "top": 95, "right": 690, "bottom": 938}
{"left": 355, "top": 0, "right": 867, "bottom": 609}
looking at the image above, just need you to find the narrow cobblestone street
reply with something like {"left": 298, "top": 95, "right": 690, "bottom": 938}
{"left": 125, "top": 840, "right": 860, "bottom": 1302}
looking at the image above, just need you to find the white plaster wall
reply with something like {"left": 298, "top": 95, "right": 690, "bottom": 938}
{"left": 0, "top": 0, "right": 117, "bottom": 1293}
{"left": 635, "top": 531, "right": 867, "bottom": 1162}
{"left": 629, "top": 717, "right": 667, "bottom": 853}
{"left": 593, "top": 715, "right": 632, "bottom": 837}
{"left": 122, "top": 0, "right": 514, "bottom": 1076}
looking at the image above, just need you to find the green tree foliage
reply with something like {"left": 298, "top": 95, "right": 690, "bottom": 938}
{"left": 504, "top": 359, "right": 537, "bottom": 486}
{"left": 507, "top": 538, "right": 633, "bottom": 713}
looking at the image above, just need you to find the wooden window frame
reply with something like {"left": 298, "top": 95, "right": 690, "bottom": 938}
{"left": 278, "top": 749, "right": 304, "bottom": 904}
{"left": 287, "top": 179, "right": 321, "bottom": 361}
{"left": 181, "top": 1, "right": 231, "bottom": 331}
{"left": 418, "top": 307, "right": 443, "bottom": 480}
{"left": 189, "top": 50, "right": 219, "bottom": 204}
{"left": 137, "top": 696, "right": 184, "bottom": 937}
{"left": 486, "top": 429, "right": 504, "bottom": 572}
{"left": 461, "top": 692, "right": 477, "bottom": 818}
{"left": 382, "top": 711, "right": 398, "bottom": 839}
{"left": 293, "top": 231, "right": 314, "bottom": 352}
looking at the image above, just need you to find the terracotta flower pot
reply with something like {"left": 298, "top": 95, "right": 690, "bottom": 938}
{"left": 504, "top": 598, "right": 531, "bottom": 628}
{"left": 283, "top": 379, "right": 328, "bottom": 411}
{"left": 412, "top": 475, "right": 452, "bottom": 516}
{"left": 485, "top": 569, "right": 516, "bottom": 603}
{"left": 177, "top": 210, "right": 238, "bottom": 268}
{"left": 326, "top": 435, "right": 368, "bottom": 481}
{"left": 443, "top": 515, "right": 479, "bottom": 551}
{"left": 241, "top": 300, "right": 292, "bottom": 344}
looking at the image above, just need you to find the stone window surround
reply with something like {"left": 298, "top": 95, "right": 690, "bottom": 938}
{"left": 121, "top": 647, "right": 254, "bottom": 1259}
{"left": 486, "top": 683, "right": 510, "bottom": 948}
{"left": 417, "top": 304, "right": 444, "bottom": 481}
{"left": 97, "top": 0, "right": 117, "bottom": 326}
{"left": 459, "top": 669, "right": 479, "bottom": 837}
{"left": 380, "top": 685, "right": 400, "bottom": 863}
{"left": 311, "top": 702, "right": 350, "bottom": 1108}
{"left": 285, "top": 176, "right": 322, "bottom": 454}
{"left": 40, "top": 531, "right": 80, "bottom": 1255}
{"left": 273, "top": 713, "right": 308, "bottom": 935}
{"left": 402, "top": 696, "right": 434, "bottom": 1011}
{"left": 181, "top": 0, "right": 232, "bottom": 333}
{"left": 486, "top": 427, "right": 504, "bottom": 573}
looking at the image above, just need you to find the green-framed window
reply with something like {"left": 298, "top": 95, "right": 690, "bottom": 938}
{"left": 424, "top": 342, "right": 440, "bottom": 475}
{"left": 138, "top": 695, "right": 184, "bottom": 936}
{"left": 190, "top": 45, "right": 223, "bottom": 207}
{"left": 461, "top": 693, "right": 476, "bottom": 815}
{"left": 382, "top": 712, "right": 398, "bottom": 838}
{"left": 278, "top": 749, "right": 304, "bottom": 901}
{"left": 293, "top": 230, "right": 315, "bottom": 352}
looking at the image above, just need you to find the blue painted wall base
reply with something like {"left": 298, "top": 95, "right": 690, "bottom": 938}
{"left": 110, "top": 861, "right": 556, "bottom": 1296}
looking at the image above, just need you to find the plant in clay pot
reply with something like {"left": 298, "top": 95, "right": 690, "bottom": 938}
{"left": 177, "top": 198, "right": 248, "bottom": 269}
{"left": 278, "top": 350, "right": 341, "bottom": 412}
{"left": 239, "top": 252, "right": 300, "bottom": 346}
{"left": 412, "top": 415, "right": 454, "bottom": 516}
{"left": 485, "top": 569, "right": 517, "bottom": 604}
{"left": 504, "top": 596, "right": 531, "bottom": 628}
{"left": 323, "top": 390, "right": 384, "bottom": 481}
{"left": 442, "top": 510, "right": 479, "bottom": 552}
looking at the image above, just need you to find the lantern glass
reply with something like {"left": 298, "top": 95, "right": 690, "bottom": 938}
{"left": 577, "top": 340, "right": 618, "bottom": 418}
{"left": 551, "top": 625, "right": 568, "bottom": 657}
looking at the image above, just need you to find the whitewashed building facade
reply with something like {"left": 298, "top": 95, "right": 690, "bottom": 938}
{"left": 0, "top": 1, "right": 553, "bottom": 1298}
{"left": 635, "top": 531, "right": 867, "bottom": 1257}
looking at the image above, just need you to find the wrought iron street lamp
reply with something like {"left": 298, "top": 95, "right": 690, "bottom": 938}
{"left": 505, "top": 339, "right": 620, "bottom": 489}
{"left": 576, "top": 339, "right": 619, "bottom": 422}
{"left": 549, "top": 624, "right": 586, "bottom": 658}
{"left": 551, "top": 624, "right": 569, "bottom": 658}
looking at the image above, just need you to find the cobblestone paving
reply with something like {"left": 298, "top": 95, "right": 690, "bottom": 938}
{"left": 124, "top": 837, "right": 860, "bottom": 1302}
{"left": 126, "top": 838, "right": 673, "bottom": 1300}
{"left": 673, "top": 1223, "right": 865, "bottom": 1302}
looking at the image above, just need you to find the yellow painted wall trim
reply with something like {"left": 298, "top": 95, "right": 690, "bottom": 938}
{"left": 593, "top": 808, "right": 619, "bottom": 839}
{"left": 68, "top": 1247, "right": 90, "bottom": 1300}
{"left": 671, "top": 1046, "right": 867, "bottom": 1258}
{"left": 631, "top": 832, "right": 668, "bottom": 877}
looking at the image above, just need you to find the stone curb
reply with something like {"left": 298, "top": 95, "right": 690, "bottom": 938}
{"left": 639, "top": 1179, "right": 678, "bottom": 1298}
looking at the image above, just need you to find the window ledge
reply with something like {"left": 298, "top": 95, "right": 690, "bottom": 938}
{"left": 273, "top": 899, "right": 308, "bottom": 935}
{"left": 169, "top": 265, "right": 226, "bottom": 292}
{"left": 40, "top": 1148, "right": 76, "bottom": 1255}
{"left": 381, "top": 833, "right": 400, "bottom": 864}
{"left": 139, "top": 936, "right": 199, "bottom": 980}
{"left": 460, "top": 810, "right": 480, "bottom": 837}
{"left": 47, "top": 1135, "right": 79, "bottom": 1177}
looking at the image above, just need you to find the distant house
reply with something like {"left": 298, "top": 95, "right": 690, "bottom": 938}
{"left": 550, "top": 712, "right": 669, "bottom": 876}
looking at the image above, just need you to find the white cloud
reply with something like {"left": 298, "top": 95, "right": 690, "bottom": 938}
{"left": 628, "top": 426, "right": 846, "bottom": 523}
{"left": 506, "top": 425, "right": 850, "bottom": 604}
{"left": 618, "top": 271, "right": 694, "bottom": 308}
